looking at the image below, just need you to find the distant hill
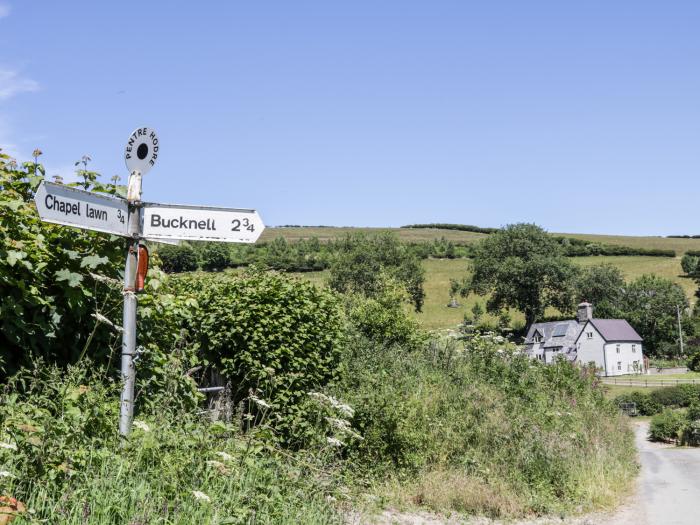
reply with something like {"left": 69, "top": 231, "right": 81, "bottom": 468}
{"left": 261, "top": 226, "right": 700, "bottom": 254}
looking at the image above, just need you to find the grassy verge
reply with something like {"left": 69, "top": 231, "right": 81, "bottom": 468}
{"left": 336, "top": 335, "right": 638, "bottom": 518}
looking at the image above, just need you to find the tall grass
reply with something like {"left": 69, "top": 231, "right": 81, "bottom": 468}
{"left": 0, "top": 364, "right": 341, "bottom": 524}
{"left": 336, "top": 334, "right": 638, "bottom": 517}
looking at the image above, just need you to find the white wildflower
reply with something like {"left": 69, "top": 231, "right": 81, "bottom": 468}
{"left": 325, "top": 417, "right": 363, "bottom": 441}
{"left": 215, "top": 451, "right": 234, "bottom": 461}
{"left": 326, "top": 437, "right": 344, "bottom": 447}
{"left": 192, "top": 490, "right": 211, "bottom": 502}
{"left": 308, "top": 392, "right": 355, "bottom": 418}
{"left": 249, "top": 395, "right": 271, "bottom": 410}
{"left": 132, "top": 421, "right": 151, "bottom": 432}
{"left": 0, "top": 470, "right": 13, "bottom": 477}
{"left": 0, "top": 442, "right": 17, "bottom": 451}
{"left": 205, "top": 460, "right": 226, "bottom": 469}
{"left": 88, "top": 272, "right": 121, "bottom": 287}
{"left": 91, "top": 312, "right": 123, "bottom": 333}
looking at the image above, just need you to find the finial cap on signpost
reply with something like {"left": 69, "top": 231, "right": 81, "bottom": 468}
{"left": 125, "top": 127, "right": 159, "bottom": 175}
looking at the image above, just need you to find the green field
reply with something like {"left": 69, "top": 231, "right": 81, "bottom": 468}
{"left": 292, "top": 255, "right": 697, "bottom": 332}
{"left": 260, "top": 226, "right": 488, "bottom": 244}
{"left": 262, "top": 226, "right": 700, "bottom": 254}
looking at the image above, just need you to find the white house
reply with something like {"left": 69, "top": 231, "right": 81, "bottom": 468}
{"left": 523, "top": 302, "right": 645, "bottom": 376}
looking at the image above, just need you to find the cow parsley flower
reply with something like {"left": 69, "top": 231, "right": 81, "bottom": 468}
{"left": 0, "top": 470, "right": 13, "bottom": 478}
{"left": 0, "top": 442, "right": 17, "bottom": 451}
{"left": 249, "top": 395, "right": 271, "bottom": 410}
{"left": 192, "top": 490, "right": 211, "bottom": 502}
{"left": 326, "top": 437, "right": 344, "bottom": 447}
{"left": 215, "top": 451, "right": 234, "bottom": 461}
{"left": 132, "top": 421, "right": 151, "bottom": 432}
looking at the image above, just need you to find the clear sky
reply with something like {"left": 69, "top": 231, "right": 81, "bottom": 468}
{"left": 1, "top": 1, "right": 698, "bottom": 235}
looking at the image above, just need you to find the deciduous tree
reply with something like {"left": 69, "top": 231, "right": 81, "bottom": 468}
{"left": 468, "top": 223, "right": 577, "bottom": 326}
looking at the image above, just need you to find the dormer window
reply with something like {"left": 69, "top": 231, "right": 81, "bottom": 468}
{"left": 533, "top": 331, "right": 543, "bottom": 343}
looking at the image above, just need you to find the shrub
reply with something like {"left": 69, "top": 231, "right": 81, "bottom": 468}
{"left": 198, "top": 242, "right": 230, "bottom": 271}
{"left": 614, "top": 391, "right": 662, "bottom": 416}
{"left": 649, "top": 384, "right": 700, "bottom": 408}
{"left": 346, "top": 277, "right": 426, "bottom": 351}
{"left": 688, "top": 350, "right": 700, "bottom": 372}
{"left": 157, "top": 243, "right": 199, "bottom": 273}
{"left": 681, "top": 254, "right": 699, "bottom": 276}
{"left": 0, "top": 153, "right": 123, "bottom": 376}
{"left": 172, "top": 269, "right": 344, "bottom": 444}
{"left": 649, "top": 410, "right": 685, "bottom": 442}
{"left": 329, "top": 232, "right": 426, "bottom": 312}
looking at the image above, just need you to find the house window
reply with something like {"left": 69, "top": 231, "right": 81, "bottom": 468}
{"left": 587, "top": 332, "right": 593, "bottom": 339}
{"left": 617, "top": 361, "right": 622, "bottom": 371}
{"left": 616, "top": 344, "right": 621, "bottom": 354}
{"left": 533, "top": 333, "right": 542, "bottom": 343}
{"left": 632, "top": 344, "right": 636, "bottom": 353}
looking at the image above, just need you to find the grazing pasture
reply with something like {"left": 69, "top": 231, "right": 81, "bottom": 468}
{"left": 262, "top": 226, "right": 700, "bottom": 254}
{"left": 292, "top": 255, "right": 697, "bottom": 332}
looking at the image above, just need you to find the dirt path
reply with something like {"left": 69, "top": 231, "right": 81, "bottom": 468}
{"left": 353, "top": 421, "right": 700, "bottom": 525}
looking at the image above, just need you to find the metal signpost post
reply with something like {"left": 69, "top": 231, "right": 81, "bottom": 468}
{"left": 34, "top": 126, "right": 265, "bottom": 437}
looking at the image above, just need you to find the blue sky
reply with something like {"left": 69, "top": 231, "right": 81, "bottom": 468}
{"left": 1, "top": 1, "right": 698, "bottom": 235}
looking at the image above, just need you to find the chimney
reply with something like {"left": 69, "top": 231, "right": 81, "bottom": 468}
{"left": 577, "top": 302, "right": 593, "bottom": 323}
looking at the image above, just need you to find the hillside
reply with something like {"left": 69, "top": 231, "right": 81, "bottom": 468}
{"left": 261, "top": 226, "right": 700, "bottom": 254}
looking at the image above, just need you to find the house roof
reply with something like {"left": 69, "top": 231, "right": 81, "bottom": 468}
{"left": 524, "top": 320, "right": 584, "bottom": 350}
{"left": 588, "top": 319, "right": 642, "bottom": 342}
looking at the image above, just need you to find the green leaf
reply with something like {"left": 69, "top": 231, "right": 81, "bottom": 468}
{"left": 55, "top": 269, "right": 84, "bottom": 287}
{"left": 0, "top": 199, "right": 23, "bottom": 211}
{"left": 81, "top": 254, "right": 109, "bottom": 269}
{"left": 6, "top": 250, "right": 27, "bottom": 267}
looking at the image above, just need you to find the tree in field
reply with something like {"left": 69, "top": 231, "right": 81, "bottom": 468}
{"left": 468, "top": 223, "right": 578, "bottom": 326}
{"left": 328, "top": 232, "right": 425, "bottom": 312}
{"left": 575, "top": 263, "right": 625, "bottom": 318}
{"left": 618, "top": 274, "right": 689, "bottom": 356}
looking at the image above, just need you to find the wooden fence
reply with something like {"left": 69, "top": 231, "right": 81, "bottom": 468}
{"left": 602, "top": 377, "right": 700, "bottom": 388}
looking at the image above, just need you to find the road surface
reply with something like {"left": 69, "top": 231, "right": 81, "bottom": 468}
{"left": 608, "top": 421, "right": 700, "bottom": 525}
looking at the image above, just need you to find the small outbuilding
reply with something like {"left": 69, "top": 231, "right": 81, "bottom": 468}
{"left": 524, "top": 302, "right": 645, "bottom": 376}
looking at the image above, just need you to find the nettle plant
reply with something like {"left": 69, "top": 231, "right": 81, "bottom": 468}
{"left": 0, "top": 151, "right": 125, "bottom": 376}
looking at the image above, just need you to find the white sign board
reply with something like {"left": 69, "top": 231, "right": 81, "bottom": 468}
{"left": 34, "top": 181, "right": 129, "bottom": 236}
{"left": 125, "top": 127, "right": 159, "bottom": 175}
{"left": 142, "top": 203, "right": 265, "bottom": 243}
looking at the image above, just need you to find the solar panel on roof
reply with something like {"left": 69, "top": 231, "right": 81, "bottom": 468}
{"left": 552, "top": 324, "right": 568, "bottom": 337}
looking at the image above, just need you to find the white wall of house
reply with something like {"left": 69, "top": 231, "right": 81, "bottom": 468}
{"left": 604, "top": 342, "right": 644, "bottom": 376}
{"left": 530, "top": 342, "right": 545, "bottom": 363}
{"left": 576, "top": 323, "right": 607, "bottom": 371}
{"left": 576, "top": 321, "right": 644, "bottom": 376}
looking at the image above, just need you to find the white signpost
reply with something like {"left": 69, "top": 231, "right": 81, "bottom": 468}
{"left": 35, "top": 181, "right": 128, "bottom": 236}
{"left": 143, "top": 203, "right": 264, "bottom": 243}
{"left": 33, "top": 127, "right": 265, "bottom": 437}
